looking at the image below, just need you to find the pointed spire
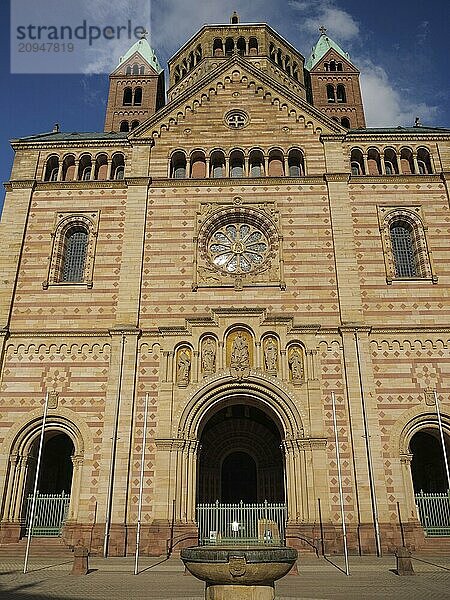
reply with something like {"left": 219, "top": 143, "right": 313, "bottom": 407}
{"left": 305, "top": 30, "right": 352, "bottom": 71}
{"left": 116, "top": 36, "right": 163, "bottom": 74}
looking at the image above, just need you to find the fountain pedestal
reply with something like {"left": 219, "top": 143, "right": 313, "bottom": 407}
{"left": 181, "top": 546, "right": 298, "bottom": 600}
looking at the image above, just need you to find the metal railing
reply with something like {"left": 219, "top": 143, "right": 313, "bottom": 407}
{"left": 197, "top": 501, "right": 287, "bottom": 546}
{"left": 24, "top": 492, "right": 70, "bottom": 537}
{"left": 415, "top": 491, "right": 450, "bottom": 536}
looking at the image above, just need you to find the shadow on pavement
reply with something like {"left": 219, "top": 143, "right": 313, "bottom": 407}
{"left": 411, "top": 556, "right": 450, "bottom": 572}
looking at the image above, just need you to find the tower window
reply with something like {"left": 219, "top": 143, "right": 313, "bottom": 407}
{"left": 78, "top": 155, "right": 92, "bottom": 181}
{"left": 225, "top": 37, "right": 234, "bottom": 56}
{"left": 341, "top": 117, "right": 351, "bottom": 128}
{"left": 213, "top": 38, "right": 224, "bottom": 57}
{"left": 249, "top": 37, "right": 258, "bottom": 56}
{"left": 336, "top": 84, "right": 346, "bottom": 103}
{"left": 237, "top": 37, "right": 246, "bottom": 56}
{"left": 329, "top": 60, "right": 336, "bottom": 71}
{"left": 337, "top": 62, "right": 343, "bottom": 71}
{"left": 111, "top": 153, "right": 125, "bottom": 180}
{"left": 132, "top": 63, "right": 139, "bottom": 75}
{"left": 191, "top": 151, "right": 206, "bottom": 179}
{"left": 131, "top": 120, "right": 140, "bottom": 130}
{"left": 120, "top": 120, "right": 130, "bottom": 132}
{"left": 268, "top": 149, "right": 284, "bottom": 177}
{"left": 133, "top": 87, "right": 142, "bottom": 106}
{"left": 417, "top": 148, "right": 433, "bottom": 174}
{"left": 390, "top": 221, "right": 417, "bottom": 277}
{"left": 61, "top": 227, "right": 89, "bottom": 283}
{"left": 350, "top": 148, "right": 365, "bottom": 175}
{"left": 123, "top": 87, "right": 132, "bottom": 106}
{"left": 327, "top": 84, "right": 335, "bottom": 102}
{"left": 384, "top": 148, "right": 399, "bottom": 174}
{"left": 249, "top": 150, "right": 264, "bottom": 177}
{"left": 44, "top": 155, "right": 59, "bottom": 181}
{"left": 126, "top": 66, "right": 131, "bottom": 75}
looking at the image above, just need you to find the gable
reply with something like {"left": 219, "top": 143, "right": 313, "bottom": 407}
{"left": 110, "top": 51, "right": 160, "bottom": 77}
{"left": 309, "top": 48, "right": 359, "bottom": 75}
{"left": 131, "top": 56, "right": 345, "bottom": 144}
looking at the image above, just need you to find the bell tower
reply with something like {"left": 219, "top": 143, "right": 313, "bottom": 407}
{"left": 104, "top": 34, "right": 165, "bottom": 133}
{"left": 305, "top": 27, "right": 365, "bottom": 128}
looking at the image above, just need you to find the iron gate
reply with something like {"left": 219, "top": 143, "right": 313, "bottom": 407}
{"left": 415, "top": 491, "right": 450, "bottom": 536}
{"left": 197, "top": 500, "right": 287, "bottom": 546}
{"left": 24, "top": 492, "right": 70, "bottom": 536}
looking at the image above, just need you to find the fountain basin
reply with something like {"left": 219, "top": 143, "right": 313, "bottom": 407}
{"left": 181, "top": 546, "right": 298, "bottom": 599}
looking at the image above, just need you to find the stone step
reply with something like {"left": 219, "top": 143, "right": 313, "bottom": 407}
{"left": 0, "top": 537, "right": 73, "bottom": 558}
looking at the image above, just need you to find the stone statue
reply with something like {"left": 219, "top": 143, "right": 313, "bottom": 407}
{"left": 264, "top": 337, "right": 278, "bottom": 372}
{"left": 289, "top": 349, "right": 303, "bottom": 381}
{"left": 177, "top": 349, "right": 191, "bottom": 385}
{"left": 230, "top": 332, "right": 250, "bottom": 379}
{"left": 201, "top": 338, "right": 216, "bottom": 375}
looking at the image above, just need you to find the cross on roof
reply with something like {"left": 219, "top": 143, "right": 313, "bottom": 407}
{"left": 319, "top": 26, "right": 327, "bottom": 35}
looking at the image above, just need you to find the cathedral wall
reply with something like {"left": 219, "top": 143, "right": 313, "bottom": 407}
{"left": 350, "top": 181, "right": 450, "bottom": 324}
{"left": 8, "top": 187, "right": 127, "bottom": 331}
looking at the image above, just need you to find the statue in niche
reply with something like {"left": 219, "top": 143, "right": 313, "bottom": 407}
{"left": 289, "top": 348, "right": 304, "bottom": 382}
{"left": 176, "top": 349, "right": 191, "bottom": 386}
{"left": 230, "top": 331, "right": 250, "bottom": 379}
{"left": 201, "top": 338, "right": 216, "bottom": 375}
{"left": 264, "top": 337, "right": 278, "bottom": 373}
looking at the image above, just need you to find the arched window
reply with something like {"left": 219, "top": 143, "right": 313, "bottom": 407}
{"left": 94, "top": 153, "right": 108, "bottom": 180}
{"left": 196, "top": 44, "right": 202, "bottom": 62}
{"left": 44, "top": 155, "right": 59, "bottom": 181}
{"left": 336, "top": 84, "right": 346, "bottom": 103}
{"left": 213, "top": 38, "right": 224, "bottom": 57}
{"left": 131, "top": 120, "right": 140, "bottom": 130}
{"left": 133, "top": 87, "right": 142, "bottom": 106}
{"left": 367, "top": 148, "right": 382, "bottom": 175}
{"left": 341, "top": 117, "right": 351, "bottom": 128}
{"left": 123, "top": 87, "right": 132, "bottom": 106}
{"left": 61, "top": 227, "right": 89, "bottom": 283}
{"left": 174, "top": 66, "right": 181, "bottom": 83}
{"left": 191, "top": 151, "right": 206, "bottom": 178}
{"left": 188, "top": 51, "right": 195, "bottom": 69}
{"left": 276, "top": 49, "right": 283, "bottom": 66}
{"left": 350, "top": 148, "right": 365, "bottom": 175}
{"left": 285, "top": 55, "right": 291, "bottom": 76}
{"left": 390, "top": 220, "right": 417, "bottom": 277}
{"left": 337, "top": 62, "right": 343, "bottom": 71}
{"left": 400, "top": 148, "right": 415, "bottom": 174}
{"left": 237, "top": 37, "right": 246, "bottom": 56}
{"left": 384, "top": 148, "right": 399, "bottom": 175}
{"left": 171, "top": 151, "right": 187, "bottom": 178}
{"left": 292, "top": 62, "right": 299, "bottom": 81}
{"left": 288, "top": 149, "right": 305, "bottom": 177}
{"left": 61, "top": 155, "right": 76, "bottom": 181}
{"left": 225, "top": 37, "right": 234, "bottom": 56}
{"left": 132, "top": 63, "right": 139, "bottom": 75}
{"left": 324, "top": 62, "right": 329, "bottom": 72}
{"left": 125, "top": 66, "right": 131, "bottom": 75}
{"left": 268, "top": 149, "right": 284, "bottom": 177}
{"left": 210, "top": 150, "right": 225, "bottom": 178}
{"left": 120, "top": 120, "right": 130, "bottom": 132}
{"left": 329, "top": 60, "right": 336, "bottom": 72}
{"left": 139, "top": 66, "right": 145, "bottom": 75}
{"left": 230, "top": 150, "right": 244, "bottom": 177}
{"left": 269, "top": 43, "right": 276, "bottom": 62}
{"left": 327, "top": 84, "right": 335, "bottom": 102}
{"left": 417, "top": 148, "right": 433, "bottom": 174}
{"left": 78, "top": 154, "right": 92, "bottom": 181}
{"left": 249, "top": 37, "right": 258, "bottom": 56}
{"left": 381, "top": 209, "right": 434, "bottom": 282}
{"left": 249, "top": 149, "right": 264, "bottom": 177}
{"left": 111, "top": 153, "right": 125, "bottom": 180}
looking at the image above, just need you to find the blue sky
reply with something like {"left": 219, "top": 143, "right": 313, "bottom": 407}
{"left": 1, "top": 0, "right": 449, "bottom": 213}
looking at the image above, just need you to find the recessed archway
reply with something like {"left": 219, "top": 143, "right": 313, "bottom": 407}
{"left": 197, "top": 401, "right": 285, "bottom": 504}
{"left": 410, "top": 429, "right": 450, "bottom": 493}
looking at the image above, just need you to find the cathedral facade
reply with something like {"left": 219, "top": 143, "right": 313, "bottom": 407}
{"left": 1, "top": 14, "right": 450, "bottom": 556}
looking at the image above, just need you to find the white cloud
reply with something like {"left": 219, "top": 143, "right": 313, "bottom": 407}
{"left": 359, "top": 60, "right": 438, "bottom": 127}
{"left": 289, "top": 0, "right": 359, "bottom": 41}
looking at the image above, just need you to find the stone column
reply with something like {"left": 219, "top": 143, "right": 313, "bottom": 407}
{"left": 186, "top": 441, "right": 199, "bottom": 522}
{"left": 106, "top": 159, "right": 113, "bottom": 180}
{"left": 400, "top": 453, "right": 417, "bottom": 521}
{"left": 57, "top": 161, "right": 63, "bottom": 181}
{"left": 255, "top": 341, "right": 261, "bottom": 370}
{"left": 68, "top": 454, "right": 84, "bottom": 521}
{"left": 2, "top": 454, "right": 19, "bottom": 522}
{"left": 280, "top": 350, "right": 287, "bottom": 381}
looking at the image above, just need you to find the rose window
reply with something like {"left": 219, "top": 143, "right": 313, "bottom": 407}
{"left": 208, "top": 223, "right": 269, "bottom": 273}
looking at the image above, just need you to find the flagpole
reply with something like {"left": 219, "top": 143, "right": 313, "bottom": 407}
{"left": 23, "top": 391, "right": 49, "bottom": 574}
{"left": 331, "top": 392, "right": 349, "bottom": 576}
{"left": 434, "top": 390, "right": 450, "bottom": 491}
{"left": 134, "top": 393, "right": 149, "bottom": 575}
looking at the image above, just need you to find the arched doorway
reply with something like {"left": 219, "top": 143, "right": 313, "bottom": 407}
{"left": 197, "top": 402, "right": 285, "bottom": 504}
{"left": 410, "top": 429, "right": 449, "bottom": 493}
{"left": 409, "top": 427, "right": 450, "bottom": 536}
{"left": 23, "top": 431, "right": 74, "bottom": 536}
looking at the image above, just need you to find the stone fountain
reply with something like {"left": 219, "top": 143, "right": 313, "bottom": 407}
{"left": 181, "top": 545, "right": 298, "bottom": 599}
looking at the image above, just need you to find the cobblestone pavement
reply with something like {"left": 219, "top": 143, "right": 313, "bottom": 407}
{"left": 0, "top": 554, "right": 449, "bottom": 599}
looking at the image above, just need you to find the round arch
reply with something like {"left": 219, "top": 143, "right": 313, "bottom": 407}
{"left": 176, "top": 373, "right": 306, "bottom": 441}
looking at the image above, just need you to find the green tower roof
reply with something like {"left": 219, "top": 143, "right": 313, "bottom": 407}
{"left": 305, "top": 33, "right": 352, "bottom": 71}
{"left": 117, "top": 37, "right": 163, "bottom": 74}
